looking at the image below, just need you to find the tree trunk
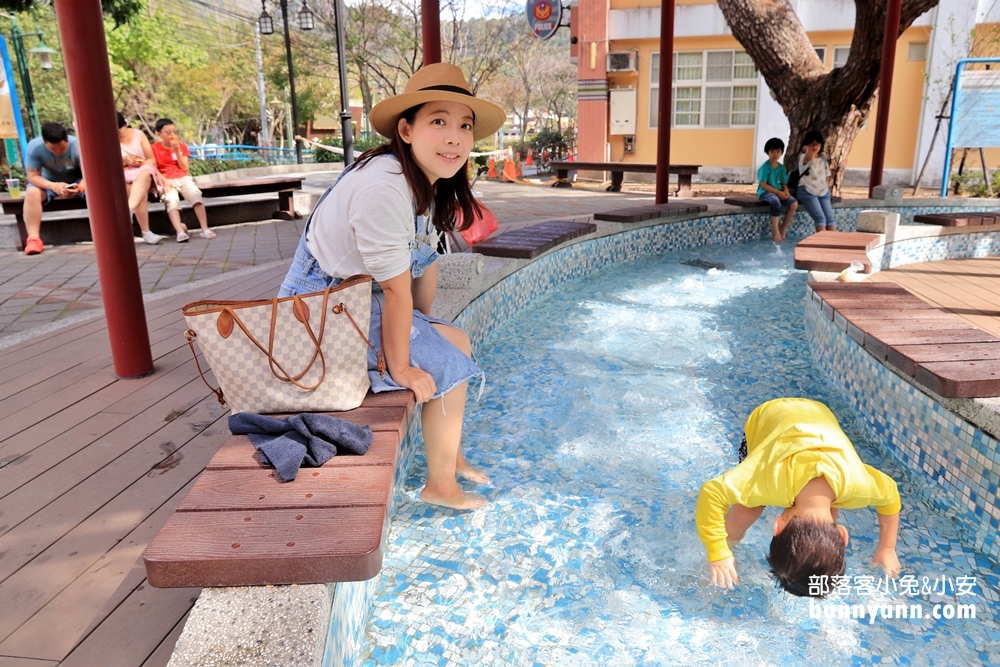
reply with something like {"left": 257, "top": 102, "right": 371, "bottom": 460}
{"left": 717, "top": 0, "right": 939, "bottom": 192}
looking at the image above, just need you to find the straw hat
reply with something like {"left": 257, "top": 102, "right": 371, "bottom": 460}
{"left": 369, "top": 63, "right": 506, "bottom": 141}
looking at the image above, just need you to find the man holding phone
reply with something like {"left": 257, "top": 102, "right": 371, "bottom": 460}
{"left": 22, "top": 121, "right": 85, "bottom": 255}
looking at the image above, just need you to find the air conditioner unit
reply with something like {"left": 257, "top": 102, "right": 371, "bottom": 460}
{"left": 606, "top": 51, "right": 638, "bottom": 73}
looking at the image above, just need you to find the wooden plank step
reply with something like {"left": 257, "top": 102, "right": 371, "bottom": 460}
{"left": 144, "top": 506, "right": 387, "bottom": 586}
{"left": 913, "top": 211, "right": 1000, "bottom": 226}
{"left": 794, "top": 247, "right": 872, "bottom": 272}
{"left": 473, "top": 220, "right": 596, "bottom": 259}
{"left": 887, "top": 342, "right": 1000, "bottom": 376}
{"left": 796, "top": 231, "right": 882, "bottom": 252}
{"left": 916, "top": 358, "right": 1000, "bottom": 398}
{"left": 864, "top": 327, "right": 1000, "bottom": 360}
{"left": 593, "top": 202, "right": 709, "bottom": 222}
{"left": 207, "top": 430, "right": 400, "bottom": 470}
{"left": 723, "top": 196, "right": 768, "bottom": 207}
{"left": 176, "top": 466, "right": 393, "bottom": 511}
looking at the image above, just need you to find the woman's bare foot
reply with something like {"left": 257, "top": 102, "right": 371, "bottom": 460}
{"left": 456, "top": 465, "right": 490, "bottom": 484}
{"left": 420, "top": 487, "right": 488, "bottom": 510}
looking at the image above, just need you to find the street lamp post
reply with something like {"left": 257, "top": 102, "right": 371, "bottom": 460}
{"left": 4, "top": 15, "right": 57, "bottom": 139}
{"left": 260, "top": 0, "right": 314, "bottom": 165}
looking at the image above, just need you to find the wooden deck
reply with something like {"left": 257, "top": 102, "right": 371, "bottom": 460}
{"left": 5, "top": 250, "right": 1000, "bottom": 666}
{"left": 0, "top": 263, "right": 289, "bottom": 667}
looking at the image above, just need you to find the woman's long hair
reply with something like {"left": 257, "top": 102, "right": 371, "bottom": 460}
{"left": 353, "top": 104, "right": 481, "bottom": 233}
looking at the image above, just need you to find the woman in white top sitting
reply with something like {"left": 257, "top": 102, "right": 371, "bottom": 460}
{"left": 795, "top": 130, "right": 836, "bottom": 231}
{"left": 117, "top": 112, "right": 165, "bottom": 244}
{"left": 278, "top": 64, "right": 506, "bottom": 511}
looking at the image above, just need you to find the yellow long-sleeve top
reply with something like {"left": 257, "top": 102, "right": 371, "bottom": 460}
{"left": 696, "top": 398, "right": 901, "bottom": 562}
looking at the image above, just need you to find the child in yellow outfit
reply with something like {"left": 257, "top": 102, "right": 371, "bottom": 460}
{"left": 696, "top": 398, "right": 901, "bottom": 597}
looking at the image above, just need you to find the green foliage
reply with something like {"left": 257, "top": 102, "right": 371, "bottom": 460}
{"left": 0, "top": 1, "right": 143, "bottom": 26}
{"left": 188, "top": 157, "right": 267, "bottom": 177}
{"left": 950, "top": 169, "right": 1000, "bottom": 198}
{"left": 1, "top": 164, "right": 26, "bottom": 191}
{"left": 530, "top": 129, "right": 566, "bottom": 153}
{"left": 313, "top": 135, "right": 385, "bottom": 163}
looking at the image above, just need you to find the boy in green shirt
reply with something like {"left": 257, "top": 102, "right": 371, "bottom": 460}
{"left": 757, "top": 138, "right": 799, "bottom": 243}
{"left": 696, "top": 398, "right": 901, "bottom": 597}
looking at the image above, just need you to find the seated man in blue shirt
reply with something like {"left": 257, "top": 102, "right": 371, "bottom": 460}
{"left": 22, "top": 121, "right": 86, "bottom": 255}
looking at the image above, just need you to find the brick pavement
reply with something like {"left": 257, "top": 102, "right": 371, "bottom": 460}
{"left": 0, "top": 175, "right": 663, "bottom": 343}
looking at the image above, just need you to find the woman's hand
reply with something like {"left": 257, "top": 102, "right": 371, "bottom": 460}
{"left": 391, "top": 365, "right": 436, "bottom": 403}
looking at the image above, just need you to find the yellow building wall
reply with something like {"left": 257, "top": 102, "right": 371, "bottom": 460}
{"left": 604, "top": 22, "right": 934, "bottom": 173}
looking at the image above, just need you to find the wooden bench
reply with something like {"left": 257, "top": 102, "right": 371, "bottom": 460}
{"left": 549, "top": 161, "right": 701, "bottom": 196}
{"left": 2, "top": 176, "right": 305, "bottom": 250}
{"left": 913, "top": 211, "right": 1000, "bottom": 226}
{"left": 143, "top": 389, "right": 415, "bottom": 587}
{"left": 471, "top": 220, "right": 597, "bottom": 259}
{"left": 594, "top": 201, "right": 708, "bottom": 223}
{"left": 810, "top": 282, "right": 1000, "bottom": 398}
{"left": 724, "top": 195, "right": 842, "bottom": 207}
{"left": 794, "top": 230, "right": 881, "bottom": 273}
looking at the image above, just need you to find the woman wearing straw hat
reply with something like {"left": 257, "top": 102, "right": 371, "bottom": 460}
{"left": 279, "top": 63, "right": 506, "bottom": 511}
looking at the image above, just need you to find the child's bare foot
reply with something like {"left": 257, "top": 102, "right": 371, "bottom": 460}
{"left": 456, "top": 465, "right": 490, "bottom": 484}
{"left": 419, "top": 487, "right": 488, "bottom": 510}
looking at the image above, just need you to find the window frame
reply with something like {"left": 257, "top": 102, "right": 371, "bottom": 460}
{"left": 649, "top": 49, "right": 758, "bottom": 130}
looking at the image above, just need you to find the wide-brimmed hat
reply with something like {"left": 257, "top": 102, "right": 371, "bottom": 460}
{"left": 369, "top": 63, "right": 506, "bottom": 141}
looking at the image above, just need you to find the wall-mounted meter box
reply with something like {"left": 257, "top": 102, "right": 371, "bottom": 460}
{"left": 609, "top": 88, "right": 636, "bottom": 136}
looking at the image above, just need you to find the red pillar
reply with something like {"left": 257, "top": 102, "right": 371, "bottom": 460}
{"left": 868, "top": 0, "right": 902, "bottom": 197}
{"left": 655, "top": 0, "right": 676, "bottom": 204}
{"left": 422, "top": 0, "right": 441, "bottom": 65}
{"left": 54, "top": 0, "right": 153, "bottom": 378}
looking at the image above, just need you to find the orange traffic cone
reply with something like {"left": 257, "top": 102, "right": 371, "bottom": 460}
{"left": 526, "top": 148, "right": 533, "bottom": 165}
{"left": 488, "top": 156, "right": 498, "bottom": 178}
{"left": 501, "top": 159, "right": 518, "bottom": 182}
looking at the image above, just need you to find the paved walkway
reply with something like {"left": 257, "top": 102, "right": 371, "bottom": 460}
{"left": 0, "top": 174, "right": 658, "bottom": 344}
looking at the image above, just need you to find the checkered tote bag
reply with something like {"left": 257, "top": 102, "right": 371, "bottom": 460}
{"left": 182, "top": 275, "right": 384, "bottom": 413}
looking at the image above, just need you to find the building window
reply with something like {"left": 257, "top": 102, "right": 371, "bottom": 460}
{"left": 814, "top": 47, "right": 826, "bottom": 66}
{"left": 907, "top": 42, "right": 928, "bottom": 61}
{"left": 649, "top": 50, "right": 758, "bottom": 129}
{"left": 833, "top": 46, "right": 850, "bottom": 69}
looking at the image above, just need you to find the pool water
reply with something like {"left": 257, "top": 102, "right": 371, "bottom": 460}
{"left": 362, "top": 240, "right": 1000, "bottom": 666}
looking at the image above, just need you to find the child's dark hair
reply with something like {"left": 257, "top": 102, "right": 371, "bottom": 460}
{"left": 766, "top": 517, "right": 845, "bottom": 598}
{"left": 764, "top": 137, "right": 785, "bottom": 154}
{"left": 155, "top": 118, "right": 175, "bottom": 133}
{"left": 353, "top": 103, "right": 479, "bottom": 234}
{"left": 41, "top": 122, "right": 68, "bottom": 144}
{"left": 117, "top": 111, "right": 127, "bottom": 129}
{"left": 801, "top": 130, "right": 825, "bottom": 152}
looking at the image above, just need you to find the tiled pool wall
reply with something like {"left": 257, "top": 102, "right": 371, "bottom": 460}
{"left": 806, "top": 298, "right": 1000, "bottom": 565}
{"left": 322, "top": 202, "right": 1000, "bottom": 665}
{"left": 325, "top": 411, "right": 422, "bottom": 665}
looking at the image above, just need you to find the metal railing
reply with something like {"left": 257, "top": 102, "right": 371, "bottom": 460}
{"left": 189, "top": 144, "right": 316, "bottom": 165}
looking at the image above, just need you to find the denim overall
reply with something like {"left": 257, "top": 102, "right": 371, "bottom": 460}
{"left": 278, "top": 158, "right": 483, "bottom": 399}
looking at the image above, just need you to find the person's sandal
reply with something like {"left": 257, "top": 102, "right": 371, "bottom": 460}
{"left": 176, "top": 231, "right": 190, "bottom": 243}
{"left": 197, "top": 230, "right": 217, "bottom": 239}
{"left": 24, "top": 237, "right": 44, "bottom": 255}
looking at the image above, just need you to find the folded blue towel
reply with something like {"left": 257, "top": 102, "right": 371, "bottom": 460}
{"left": 229, "top": 412, "right": 372, "bottom": 482}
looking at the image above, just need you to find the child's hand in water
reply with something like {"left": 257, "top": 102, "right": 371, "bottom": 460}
{"left": 871, "top": 547, "right": 901, "bottom": 578}
{"left": 709, "top": 557, "right": 739, "bottom": 588}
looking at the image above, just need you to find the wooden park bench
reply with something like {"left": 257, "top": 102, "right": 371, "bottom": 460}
{"left": 593, "top": 201, "right": 708, "bottom": 223}
{"left": 549, "top": 161, "right": 701, "bottom": 196}
{"left": 2, "top": 175, "right": 305, "bottom": 251}
{"left": 912, "top": 211, "right": 1000, "bottom": 226}
{"left": 471, "top": 220, "right": 597, "bottom": 259}
{"left": 143, "top": 389, "right": 415, "bottom": 587}
{"left": 810, "top": 282, "right": 1000, "bottom": 398}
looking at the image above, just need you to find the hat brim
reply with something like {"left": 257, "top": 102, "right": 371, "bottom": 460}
{"left": 369, "top": 91, "right": 506, "bottom": 142}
